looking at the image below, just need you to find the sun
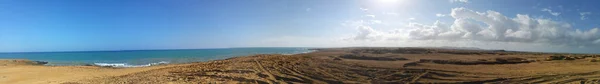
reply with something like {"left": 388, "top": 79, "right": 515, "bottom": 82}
{"left": 375, "top": 0, "right": 406, "bottom": 6}
{"left": 365, "top": 0, "right": 409, "bottom": 10}
{"left": 372, "top": 0, "right": 405, "bottom": 7}
{"left": 379, "top": 0, "right": 399, "bottom": 3}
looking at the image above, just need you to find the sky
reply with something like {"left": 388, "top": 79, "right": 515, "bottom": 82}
{"left": 1, "top": 0, "right": 600, "bottom": 53}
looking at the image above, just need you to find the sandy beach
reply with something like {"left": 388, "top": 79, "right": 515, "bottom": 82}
{"left": 0, "top": 59, "right": 175, "bottom": 84}
{"left": 2, "top": 48, "right": 600, "bottom": 83}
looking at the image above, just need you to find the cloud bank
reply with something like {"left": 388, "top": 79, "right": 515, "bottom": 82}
{"left": 350, "top": 7, "right": 600, "bottom": 47}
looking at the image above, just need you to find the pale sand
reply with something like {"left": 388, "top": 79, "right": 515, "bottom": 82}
{"left": 0, "top": 59, "right": 172, "bottom": 84}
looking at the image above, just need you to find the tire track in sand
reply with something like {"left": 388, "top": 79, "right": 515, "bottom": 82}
{"left": 253, "top": 58, "right": 277, "bottom": 83}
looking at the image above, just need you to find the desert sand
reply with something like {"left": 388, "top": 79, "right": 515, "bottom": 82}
{"left": 2, "top": 47, "right": 600, "bottom": 84}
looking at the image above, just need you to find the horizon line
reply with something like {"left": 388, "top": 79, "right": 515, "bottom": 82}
{"left": 0, "top": 46, "right": 596, "bottom": 55}
{"left": 0, "top": 47, "right": 317, "bottom": 54}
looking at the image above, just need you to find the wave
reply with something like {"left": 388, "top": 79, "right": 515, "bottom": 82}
{"left": 302, "top": 50, "right": 317, "bottom": 53}
{"left": 283, "top": 49, "right": 317, "bottom": 55}
{"left": 93, "top": 61, "right": 169, "bottom": 67}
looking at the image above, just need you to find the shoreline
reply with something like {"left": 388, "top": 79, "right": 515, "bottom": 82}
{"left": 0, "top": 59, "right": 173, "bottom": 84}
{"left": 3, "top": 48, "right": 318, "bottom": 68}
{"left": 4, "top": 47, "right": 600, "bottom": 83}
{"left": 0, "top": 49, "right": 321, "bottom": 84}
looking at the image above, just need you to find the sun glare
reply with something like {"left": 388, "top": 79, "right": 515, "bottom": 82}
{"left": 379, "top": 0, "right": 398, "bottom": 3}
{"left": 374, "top": 0, "right": 407, "bottom": 6}
{"left": 369, "top": 0, "right": 406, "bottom": 9}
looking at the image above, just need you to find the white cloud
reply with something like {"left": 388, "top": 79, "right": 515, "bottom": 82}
{"left": 580, "top": 12, "right": 592, "bottom": 20}
{"left": 360, "top": 8, "right": 369, "bottom": 11}
{"left": 450, "top": 0, "right": 469, "bottom": 3}
{"left": 349, "top": 7, "right": 600, "bottom": 47}
{"left": 370, "top": 20, "right": 382, "bottom": 24}
{"left": 352, "top": 26, "right": 382, "bottom": 41}
{"left": 408, "top": 21, "right": 447, "bottom": 40}
{"left": 365, "top": 15, "right": 376, "bottom": 18}
{"left": 436, "top": 14, "right": 446, "bottom": 17}
{"left": 541, "top": 8, "right": 561, "bottom": 16}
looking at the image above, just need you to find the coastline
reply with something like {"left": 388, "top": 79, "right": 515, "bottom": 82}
{"left": 3, "top": 47, "right": 600, "bottom": 83}
{"left": 0, "top": 59, "right": 169, "bottom": 84}
{"left": 0, "top": 49, "right": 319, "bottom": 84}
{"left": 0, "top": 48, "right": 315, "bottom": 68}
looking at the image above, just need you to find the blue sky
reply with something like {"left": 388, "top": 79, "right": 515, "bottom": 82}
{"left": 1, "top": 0, "right": 600, "bottom": 53}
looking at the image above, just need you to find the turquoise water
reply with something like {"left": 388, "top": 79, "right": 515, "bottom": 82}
{"left": 0, "top": 48, "right": 314, "bottom": 67}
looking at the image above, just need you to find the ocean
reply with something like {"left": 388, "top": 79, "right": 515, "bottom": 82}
{"left": 0, "top": 48, "right": 314, "bottom": 67}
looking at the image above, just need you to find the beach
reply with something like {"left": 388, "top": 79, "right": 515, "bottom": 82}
{"left": 0, "top": 59, "right": 174, "bottom": 84}
{"left": 2, "top": 48, "right": 600, "bottom": 83}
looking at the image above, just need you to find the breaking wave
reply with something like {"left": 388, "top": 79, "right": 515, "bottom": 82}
{"left": 93, "top": 61, "right": 169, "bottom": 67}
{"left": 283, "top": 49, "right": 317, "bottom": 55}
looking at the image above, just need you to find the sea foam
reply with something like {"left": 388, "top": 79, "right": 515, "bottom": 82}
{"left": 93, "top": 61, "right": 169, "bottom": 67}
